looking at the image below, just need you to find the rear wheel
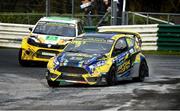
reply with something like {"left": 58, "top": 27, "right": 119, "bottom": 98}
{"left": 106, "top": 66, "right": 117, "bottom": 86}
{"left": 18, "top": 48, "right": 29, "bottom": 67}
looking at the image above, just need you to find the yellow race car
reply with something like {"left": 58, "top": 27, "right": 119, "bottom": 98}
{"left": 18, "top": 17, "right": 84, "bottom": 66}
{"left": 46, "top": 31, "right": 149, "bottom": 87}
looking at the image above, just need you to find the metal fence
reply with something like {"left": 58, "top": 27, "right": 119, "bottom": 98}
{"left": 1, "top": 12, "right": 180, "bottom": 26}
{"left": 126, "top": 12, "right": 180, "bottom": 25}
{"left": 0, "top": 13, "right": 106, "bottom": 26}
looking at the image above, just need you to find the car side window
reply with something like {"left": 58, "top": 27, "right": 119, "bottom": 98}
{"left": 112, "top": 38, "right": 128, "bottom": 56}
{"left": 126, "top": 37, "right": 135, "bottom": 48}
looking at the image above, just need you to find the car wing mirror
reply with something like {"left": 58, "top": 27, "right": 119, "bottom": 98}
{"left": 29, "top": 27, "right": 33, "bottom": 32}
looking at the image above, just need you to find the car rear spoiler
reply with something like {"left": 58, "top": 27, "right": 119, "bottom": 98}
{"left": 98, "top": 30, "right": 142, "bottom": 47}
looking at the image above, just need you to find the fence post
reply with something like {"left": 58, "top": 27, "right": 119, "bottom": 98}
{"left": 167, "top": 14, "right": 170, "bottom": 24}
{"left": 27, "top": 14, "right": 30, "bottom": 24}
{"left": 46, "top": 0, "right": 50, "bottom": 17}
{"left": 125, "top": 12, "right": 128, "bottom": 25}
{"left": 111, "top": 0, "right": 117, "bottom": 25}
{"left": 72, "top": 0, "right": 74, "bottom": 18}
{"left": 121, "top": 0, "right": 126, "bottom": 25}
{"left": 146, "top": 13, "right": 149, "bottom": 24}
{"left": 132, "top": 14, "right": 135, "bottom": 24}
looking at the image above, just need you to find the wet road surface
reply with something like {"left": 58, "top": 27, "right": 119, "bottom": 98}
{"left": 0, "top": 48, "right": 180, "bottom": 110}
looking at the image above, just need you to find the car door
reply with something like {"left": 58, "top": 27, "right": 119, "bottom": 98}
{"left": 126, "top": 37, "right": 137, "bottom": 64}
{"left": 112, "top": 37, "right": 131, "bottom": 78}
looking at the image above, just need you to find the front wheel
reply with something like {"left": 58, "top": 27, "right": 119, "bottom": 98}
{"left": 46, "top": 71, "right": 60, "bottom": 87}
{"left": 18, "top": 48, "right": 29, "bottom": 67}
{"left": 106, "top": 66, "right": 117, "bottom": 86}
{"left": 47, "top": 80, "right": 60, "bottom": 87}
{"left": 135, "top": 61, "right": 148, "bottom": 82}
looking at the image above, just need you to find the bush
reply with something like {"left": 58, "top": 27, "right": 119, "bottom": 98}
{"left": 0, "top": 13, "right": 47, "bottom": 24}
{"left": 0, "top": 13, "right": 111, "bottom": 26}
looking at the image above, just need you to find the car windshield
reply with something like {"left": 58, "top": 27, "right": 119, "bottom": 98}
{"left": 33, "top": 21, "right": 76, "bottom": 37}
{"left": 64, "top": 37, "right": 114, "bottom": 54}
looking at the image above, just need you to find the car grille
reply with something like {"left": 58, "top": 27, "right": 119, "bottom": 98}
{"left": 28, "top": 40, "right": 66, "bottom": 49}
{"left": 60, "top": 75, "right": 85, "bottom": 82}
{"left": 57, "top": 66, "right": 88, "bottom": 75}
{"left": 36, "top": 49, "right": 59, "bottom": 59}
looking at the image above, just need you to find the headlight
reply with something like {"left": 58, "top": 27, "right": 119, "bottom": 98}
{"left": 27, "top": 36, "right": 40, "bottom": 45}
{"left": 53, "top": 56, "right": 60, "bottom": 66}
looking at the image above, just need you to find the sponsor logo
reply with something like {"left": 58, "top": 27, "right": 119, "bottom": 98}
{"left": 117, "top": 60, "right": 131, "bottom": 74}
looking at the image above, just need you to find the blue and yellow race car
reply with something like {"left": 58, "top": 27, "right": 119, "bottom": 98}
{"left": 46, "top": 31, "right": 149, "bottom": 87}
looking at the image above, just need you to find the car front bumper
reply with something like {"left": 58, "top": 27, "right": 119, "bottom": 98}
{"left": 46, "top": 68, "right": 107, "bottom": 85}
{"left": 21, "top": 42, "right": 63, "bottom": 62}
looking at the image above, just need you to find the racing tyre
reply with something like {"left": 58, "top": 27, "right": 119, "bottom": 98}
{"left": 136, "top": 61, "right": 148, "bottom": 82}
{"left": 106, "top": 66, "right": 117, "bottom": 86}
{"left": 47, "top": 80, "right": 60, "bottom": 87}
{"left": 46, "top": 71, "right": 60, "bottom": 87}
{"left": 18, "top": 48, "right": 29, "bottom": 67}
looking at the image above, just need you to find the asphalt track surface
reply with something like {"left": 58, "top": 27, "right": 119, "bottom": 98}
{"left": 0, "top": 48, "right": 180, "bottom": 110}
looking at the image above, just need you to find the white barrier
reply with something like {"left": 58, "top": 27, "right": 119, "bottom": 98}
{"left": 0, "top": 23, "right": 158, "bottom": 50}
{"left": 98, "top": 24, "right": 159, "bottom": 50}
{"left": 0, "top": 23, "right": 33, "bottom": 48}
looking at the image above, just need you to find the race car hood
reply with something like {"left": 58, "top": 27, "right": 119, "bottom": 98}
{"left": 56, "top": 52, "right": 105, "bottom": 67}
{"left": 30, "top": 34, "right": 74, "bottom": 45}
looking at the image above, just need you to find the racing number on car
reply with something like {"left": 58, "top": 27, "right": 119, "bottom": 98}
{"left": 117, "top": 60, "right": 131, "bottom": 74}
{"left": 46, "top": 36, "right": 58, "bottom": 41}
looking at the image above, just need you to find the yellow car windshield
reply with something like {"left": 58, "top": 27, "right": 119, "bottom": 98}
{"left": 33, "top": 21, "right": 76, "bottom": 37}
